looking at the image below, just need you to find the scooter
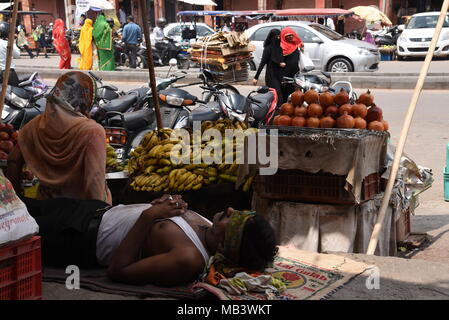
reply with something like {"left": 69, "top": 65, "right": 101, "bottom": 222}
{"left": 283, "top": 67, "right": 357, "bottom": 103}
{"left": 1, "top": 72, "right": 49, "bottom": 130}
{"left": 374, "top": 25, "right": 401, "bottom": 46}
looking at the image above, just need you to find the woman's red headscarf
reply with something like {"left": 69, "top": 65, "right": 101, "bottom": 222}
{"left": 280, "top": 27, "right": 304, "bottom": 56}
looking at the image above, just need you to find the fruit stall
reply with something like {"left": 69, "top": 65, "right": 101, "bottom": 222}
{"left": 238, "top": 87, "right": 415, "bottom": 256}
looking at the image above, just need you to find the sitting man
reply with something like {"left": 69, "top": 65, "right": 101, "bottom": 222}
{"left": 22, "top": 195, "right": 278, "bottom": 286}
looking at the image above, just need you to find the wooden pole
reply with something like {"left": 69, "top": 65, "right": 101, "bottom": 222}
{"left": 366, "top": 0, "right": 449, "bottom": 255}
{"left": 0, "top": 0, "right": 20, "bottom": 123}
{"left": 139, "top": 0, "right": 163, "bottom": 130}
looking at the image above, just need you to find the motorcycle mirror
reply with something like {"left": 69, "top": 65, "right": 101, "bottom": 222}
{"left": 256, "top": 86, "right": 270, "bottom": 94}
{"left": 169, "top": 58, "right": 178, "bottom": 67}
{"left": 398, "top": 24, "right": 405, "bottom": 31}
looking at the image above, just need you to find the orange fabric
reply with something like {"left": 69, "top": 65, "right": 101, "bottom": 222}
{"left": 280, "top": 27, "right": 304, "bottom": 56}
{"left": 18, "top": 73, "right": 111, "bottom": 204}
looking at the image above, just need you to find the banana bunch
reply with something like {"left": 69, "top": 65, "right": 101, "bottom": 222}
{"left": 106, "top": 144, "right": 125, "bottom": 172}
{"left": 128, "top": 122, "right": 256, "bottom": 193}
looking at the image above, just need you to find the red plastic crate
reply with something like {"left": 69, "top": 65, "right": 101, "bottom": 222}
{"left": 0, "top": 236, "right": 42, "bottom": 300}
{"left": 255, "top": 170, "right": 381, "bottom": 204}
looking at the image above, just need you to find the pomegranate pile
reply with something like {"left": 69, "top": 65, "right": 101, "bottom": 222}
{"left": 273, "top": 89, "right": 388, "bottom": 131}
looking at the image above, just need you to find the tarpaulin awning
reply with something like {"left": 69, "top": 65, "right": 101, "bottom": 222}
{"left": 0, "top": 3, "right": 11, "bottom": 11}
{"left": 177, "top": 10, "right": 275, "bottom": 18}
{"left": 0, "top": 10, "right": 53, "bottom": 16}
{"left": 275, "top": 8, "right": 354, "bottom": 18}
{"left": 178, "top": 0, "right": 217, "bottom": 6}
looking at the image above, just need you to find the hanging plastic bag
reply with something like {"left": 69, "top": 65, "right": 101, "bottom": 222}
{"left": 299, "top": 51, "right": 314, "bottom": 71}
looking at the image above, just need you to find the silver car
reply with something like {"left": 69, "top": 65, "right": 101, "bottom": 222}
{"left": 245, "top": 21, "right": 380, "bottom": 72}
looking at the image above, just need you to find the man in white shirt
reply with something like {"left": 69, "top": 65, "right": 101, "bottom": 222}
{"left": 326, "top": 17, "right": 336, "bottom": 31}
{"left": 0, "top": 22, "right": 20, "bottom": 86}
{"left": 153, "top": 17, "right": 168, "bottom": 65}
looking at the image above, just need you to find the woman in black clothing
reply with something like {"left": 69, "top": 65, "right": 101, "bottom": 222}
{"left": 280, "top": 27, "right": 304, "bottom": 103}
{"left": 252, "top": 29, "right": 285, "bottom": 108}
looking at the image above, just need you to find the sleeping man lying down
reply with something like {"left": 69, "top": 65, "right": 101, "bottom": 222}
{"left": 23, "top": 194, "right": 278, "bottom": 286}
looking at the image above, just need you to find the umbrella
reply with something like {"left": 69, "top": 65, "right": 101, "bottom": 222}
{"left": 178, "top": 0, "right": 217, "bottom": 6}
{"left": 349, "top": 6, "right": 392, "bottom": 25}
{"left": 89, "top": 0, "right": 114, "bottom": 10}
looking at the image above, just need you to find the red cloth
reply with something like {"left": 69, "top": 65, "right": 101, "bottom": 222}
{"left": 280, "top": 27, "right": 303, "bottom": 56}
{"left": 265, "top": 88, "right": 278, "bottom": 124}
{"left": 53, "top": 19, "right": 72, "bottom": 69}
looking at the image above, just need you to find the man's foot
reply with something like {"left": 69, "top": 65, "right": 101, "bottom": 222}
{"left": 30, "top": 55, "right": 35, "bottom": 59}
{"left": 45, "top": 55, "right": 49, "bottom": 58}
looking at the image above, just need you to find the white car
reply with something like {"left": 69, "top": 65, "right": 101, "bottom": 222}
{"left": 397, "top": 12, "right": 449, "bottom": 59}
{"left": 245, "top": 21, "right": 379, "bottom": 73}
{"left": 150, "top": 23, "right": 215, "bottom": 44}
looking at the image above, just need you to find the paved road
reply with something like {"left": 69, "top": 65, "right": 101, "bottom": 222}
{"left": 16, "top": 53, "right": 449, "bottom": 74}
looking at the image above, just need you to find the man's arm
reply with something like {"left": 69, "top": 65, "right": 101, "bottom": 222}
{"left": 6, "top": 144, "right": 25, "bottom": 196}
{"left": 107, "top": 196, "right": 199, "bottom": 285}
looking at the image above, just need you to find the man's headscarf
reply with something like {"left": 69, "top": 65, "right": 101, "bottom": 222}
{"left": 224, "top": 210, "right": 256, "bottom": 265}
{"left": 280, "top": 27, "right": 304, "bottom": 56}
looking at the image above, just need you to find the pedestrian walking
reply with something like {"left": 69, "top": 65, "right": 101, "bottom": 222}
{"left": 16, "top": 25, "right": 35, "bottom": 59}
{"left": 78, "top": 18, "right": 93, "bottom": 70}
{"left": 52, "top": 19, "right": 72, "bottom": 69}
{"left": 121, "top": 16, "right": 142, "bottom": 69}
{"left": 280, "top": 27, "right": 304, "bottom": 103}
{"left": 33, "top": 22, "right": 49, "bottom": 58}
{"left": 252, "top": 29, "right": 285, "bottom": 108}
{"left": 93, "top": 14, "right": 115, "bottom": 71}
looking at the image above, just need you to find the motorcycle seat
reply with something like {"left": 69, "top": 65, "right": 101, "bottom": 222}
{"left": 250, "top": 92, "right": 274, "bottom": 121}
{"left": 108, "top": 108, "right": 155, "bottom": 131}
{"left": 17, "top": 73, "right": 34, "bottom": 83}
{"left": 102, "top": 94, "right": 138, "bottom": 113}
{"left": 11, "top": 86, "right": 33, "bottom": 100}
{"left": 189, "top": 102, "right": 221, "bottom": 124}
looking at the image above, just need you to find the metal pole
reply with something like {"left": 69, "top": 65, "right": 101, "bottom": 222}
{"left": 0, "top": 0, "right": 20, "bottom": 123}
{"left": 139, "top": 0, "right": 163, "bottom": 130}
{"left": 366, "top": 0, "right": 449, "bottom": 255}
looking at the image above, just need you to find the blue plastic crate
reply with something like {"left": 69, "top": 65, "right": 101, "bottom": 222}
{"left": 380, "top": 53, "right": 392, "bottom": 61}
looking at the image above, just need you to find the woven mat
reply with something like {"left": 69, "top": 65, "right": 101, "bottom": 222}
{"left": 43, "top": 267, "right": 209, "bottom": 300}
{"left": 194, "top": 246, "right": 368, "bottom": 300}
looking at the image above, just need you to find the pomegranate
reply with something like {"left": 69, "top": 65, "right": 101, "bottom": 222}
{"left": 381, "top": 120, "right": 389, "bottom": 131}
{"left": 307, "top": 103, "right": 323, "bottom": 117}
{"left": 306, "top": 117, "right": 320, "bottom": 128}
{"left": 291, "top": 116, "right": 306, "bottom": 127}
{"left": 294, "top": 106, "right": 307, "bottom": 117}
{"left": 325, "top": 105, "right": 339, "bottom": 119}
{"left": 366, "top": 104, "right": 383, "bottom": 123}
{"left": 358, "top": 89, "right": 374, "bottom": 106}
{"left": 352, "top": 103, "right": 368, "bottom": 118}
{"left": 304, "top": 88, "right": 319, "bottom": 105}
{"left": 336, "top": 112, "right": 355, "bottom": 129}
{"left": 273, "top": 115, "right": 281, "bottom": 125}
{"left": 319, "top": 91, "right": 334, "bottom": 107}
{"left": 334, "top": 88, "right": 349, "bottom": 106}
{"left": 338, "top": 103, "right": 353, "bottom": 116}
{"left": 291, "top": 90, "right": 304, "bottom": 106}
{"left": 278, "top": 115, "right": 292, "bottom": 126}
{"left": 354, "top": 117, "right": 367, "bottom": 129}
{"left": 280, "top": 103, "right": 295, "bottom": 116}
{"left": 368, "top": 121, "right": 384, "bottom": 131}
{"left": 320, "top": 116, "right": 336, "bottom": 128}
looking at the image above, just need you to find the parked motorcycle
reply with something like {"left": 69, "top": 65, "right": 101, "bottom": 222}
{"left": 374, "top": 25, "right": 401, "bottom": 46}
{"left": 66, "top": 29, "right": 80, "bottom": 54}
{"left": 282, "top": 66, "right": 357, "bottom": 103}
{"left": 138, "top": 38, "right": 190, "bottom": 70}
{"left": 98, "top": 71, "right": 188, "bottom": 162}
{"left": 1, "top": 72, "right": 49, "bottom": 130}
{"left": 114, "top": 39, "right": 128, "bottom": 67}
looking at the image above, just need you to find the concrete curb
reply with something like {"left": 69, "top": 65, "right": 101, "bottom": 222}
{"left": 16, "top": 67, "right": 449, "bottom": 89}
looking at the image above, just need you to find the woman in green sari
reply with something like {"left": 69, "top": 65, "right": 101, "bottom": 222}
{"left": 92, "top": 14, "right": 115, "bottom": 71}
